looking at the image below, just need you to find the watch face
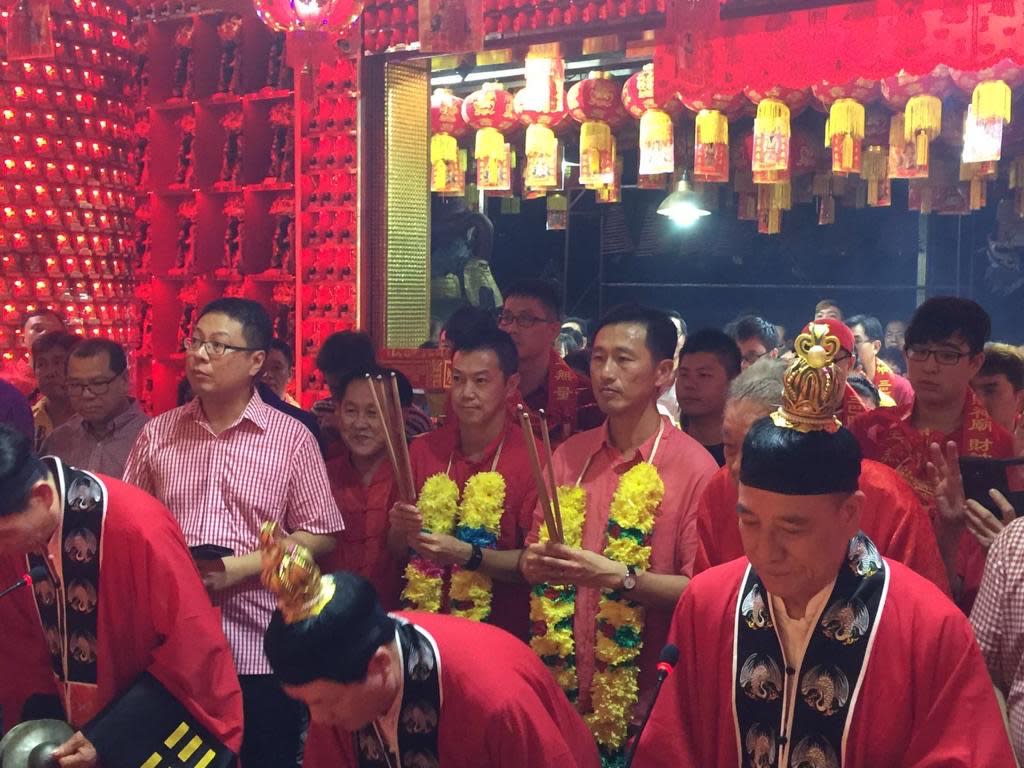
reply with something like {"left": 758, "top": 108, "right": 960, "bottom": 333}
{"left": 623, "top": 573, "right": 637, "bottom": 590}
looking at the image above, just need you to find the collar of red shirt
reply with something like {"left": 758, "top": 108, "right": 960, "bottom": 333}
{"left": 579, "top": 413, "right": 674, "bottom": 466}
{"left": 185, "top": 388, "right": 271, "bottom": 433}
{"left": 433, "top": 414, "right": 515, "bottom": 470}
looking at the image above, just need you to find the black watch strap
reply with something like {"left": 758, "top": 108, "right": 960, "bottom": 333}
{"left": 464, "top": 543, "right": 484, "bottom": 571}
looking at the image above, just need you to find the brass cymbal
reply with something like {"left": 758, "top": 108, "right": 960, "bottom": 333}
{"left": 0, "top": 720, "right": 73, "bottom": 768}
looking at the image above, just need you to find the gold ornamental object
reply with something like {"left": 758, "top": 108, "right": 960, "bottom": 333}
{"left": 259, "top": 522, "right": 336, "bottom": 624}
{"left": 771, "top": 322, "right": 844, "bottom": 433}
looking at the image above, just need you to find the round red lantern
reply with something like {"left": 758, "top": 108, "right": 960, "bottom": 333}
{"left": 568, "top": 71, "right": 621, "bottom": 188}
{"left": 430, "top": 88, "right": 466, "bottom": 195}
{"left": 254, "top": 0, "right": 362, "bottom": 33}
{"left": 622, "top": 63, "right": 680, "bottom": 176}
{"left": 463, "top": 82, "right": 517, "bottom": 191}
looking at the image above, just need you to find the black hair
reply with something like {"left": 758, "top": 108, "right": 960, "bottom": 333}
{"left": 726, "top": 315, "right": 780, "bottom": 350}
{"left": 592, "top": 304, "right": 678, "bottom": 363}
{"left": 564, "top": 348, "right": 591, "bottom": 376}
{"left": 442, "top": 305, "right": 497, "bottom": 349}
{"left": 815, "top": 298, "right": 843, "bottom": 319}
{"left": 741, "top": 417, "right": 861, "bottom": 495}
{"left": 979, "top": 342, "right": 1024, "bottom": 391}
{"left": 198, "top": 298, "right": 273, "bottom": 351}
{"left": 31, "top": 331, "right": 79, "bottom": 360}
{"left": 452, "top": 327, "right": 519, "bottom": 378}
{"left": 264, "top": 572, "right": 397, "bottom": 686}
{"left": 268, "top": 338, "right": 295, "bottom": 369}
{"left": 904, "top": 296, "right": 991, "bottom": 356}
{"left": 846, "top": 315, "right": 884, "bottom": 344}
{"left": 877, "top": 347, "right": 906, "bottom": 375}
{"left": 680, "top": 328, "right": 742, "bottom": 379}
{"left": 503, "top": 278, "right": 562, "bottom": 319}
{"left": 846, "top": 374, "right": 881, "bottom": 409}
{"left": 24, "top": 309, "right": 66, "bottom": 328}
{"left": 68, "top": 339, "right": 127, "bottom": 375}
{"left": 315, "top": 331, "right": 376, "bottom": 376}
{"left": 0, "top": 424, "right": 48, "bottom": 519}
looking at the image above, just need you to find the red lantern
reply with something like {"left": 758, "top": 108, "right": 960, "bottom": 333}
{"left": 622, "top": 63, "right": 680, "bottom": 177}
{"left": 568, "top": 71, "right": 621, "bottom": 188}
{"left": 254, "top": 0, "right": 362, "bottom": 33}
{"left": 463, "top": 82, "right": 517, "bottom": 191}
{"left": 430, "top": 88, "right": 466, "bottom": 194}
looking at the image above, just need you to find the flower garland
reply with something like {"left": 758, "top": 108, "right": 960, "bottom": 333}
{"left": 449, "top": 471, "right": 505, "bottom": 621}
{"left": 400, "top": 471, "right": 506, "bottom": 621}
{"left": 529, "top": 463, "right": 664, "bottom": 768}
{"left": 529, "top": 486, "right": 587, "bottom": 699}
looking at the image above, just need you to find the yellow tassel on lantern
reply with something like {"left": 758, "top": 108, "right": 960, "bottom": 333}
{"left": 696, "top": 109, "right": 728, "bottom": 145}
{"left": 694, "top": 110, "right": 729, "bottom": 182}
{"left": 580, "top": 121, "right": 613, "bottom": 188}
{"left": 430, "top": 133, "right": 459, "bottom": 193}
{"left": 904, "top": 95, "right": 942, "bottom": 168}
{"left": 753, "top": 98, "right": 790, "bottom": 174}
{"left": 828, "top": 98, "right": 865, "bottom": 173}
{"left": 524, "top": 123, "right": 558, "bottom": 190}
{"left": 639, "top": 109, "right": 674, "bottom": 176}
{"left": 862, "top": 145, "right": 887, "bottom": 205}
{"left": 972, "top": 80, "right": 1012, "bottom": 124}
{"left": 475, "top": 127, "right": 510, "bottom": 190}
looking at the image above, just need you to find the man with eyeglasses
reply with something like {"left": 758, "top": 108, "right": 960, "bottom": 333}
{"left": 725, "top": 315, "right": 779, "bottom": 371}
{"left": 849, "top": 297, "right": 1016, "bottom": 612}
{"left": 847, "top": 313, "right": 914, "bottom": 408}
{"left": 124, "top": 298, "right": 344, "bottom": 768}
{"left": 40, "top": 339, "right": 148, "bottom": 478}
{"left": 497, "top": 279, "right": 602, "bottom": 445}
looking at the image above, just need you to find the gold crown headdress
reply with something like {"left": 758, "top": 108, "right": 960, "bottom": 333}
{"left": 770, "top": 322, "right": 845, "bottom": 433}
{"left": 259, "top": 522, "right": 336, "bottom": 624}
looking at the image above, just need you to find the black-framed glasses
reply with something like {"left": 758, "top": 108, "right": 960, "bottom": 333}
{"left": 66, "top": 375, "right": 119, "bottom": 396}
{"left": 905, "top": 345, "right": 971, "bottom": 366}
{"left": 741, "top": 349, "right": 770, "bottom": 365}
{"left": 496, "top": 310, "right": 555, "bottom": 329}
{"left": 183, "top": 338, "right": 258, "bottom": 357}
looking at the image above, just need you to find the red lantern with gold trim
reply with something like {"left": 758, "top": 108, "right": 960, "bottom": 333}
{"left": 567, "top": 72, "right": 620, "bottom": 188}
{"left": 463, "top": 82, "right": 517, "bottom": 191}
{"left": 430, "top": 88, "right": 466, "bottom": 194}
{"left": 621, "top": 63, "right": 680, "bottom": 176}
{"left": 694, "top": 110, "right": 729, "bottom": 183}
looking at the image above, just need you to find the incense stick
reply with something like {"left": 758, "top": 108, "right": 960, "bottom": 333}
{"left": 366, "top": 374, "right": 409, "bottom": 502}
{"left": 518, "top": 406, "right": 561, "bottom": 544}
{"left": 537, "top": 409, "right": 564, "bottom": 542}
{"left": 387, "top": 372, "right": 416, "bottom": 504}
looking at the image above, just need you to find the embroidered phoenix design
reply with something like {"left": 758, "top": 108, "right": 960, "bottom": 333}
{"left": 820, "top": 598, "right": 870, "bottom": 646}
{"left": 739, "top": 653, "right": 783, "bottom": 701}
{"left": 799, "top": 665, "right": 850, "bottom": 716}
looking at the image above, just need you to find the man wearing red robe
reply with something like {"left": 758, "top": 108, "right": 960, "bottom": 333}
{"left": 848, "top": 297, "right": 1016, "bottom": 610}
{"left": 632, "top": 329, "right": 1014, "bottom": 768}
{"left": 324, "top": 368, "right": 404, "bottom": 611}
{"left": 389, "top": 328, "right": 539, "bottom": 639}
{"left": 263, "top": 569, "right": 601, "bottom": 768}
{"left": 692, "top": 354, "right": 948, "bottom": 593}
{"left": 497, "top": 279, "right": 602, "bottom": 445}
{"left": 848, "top": 314, "right": 914, "bottom": 408}
{"left": 0, "top": 424, "right": 243, "bottom": 767}
{"left": 520, "top": 305, "right": 717, "bottom": 764}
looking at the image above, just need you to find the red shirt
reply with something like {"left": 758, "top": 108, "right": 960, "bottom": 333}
{"left": 691, "top": 462, "right": 950, "bottom": 594}
{"left": 520, "top": 349, "right": 604, "bottom": 446}
{"left": 408, "top": 417, "right": 540, "bottom": 640}
{"left": 849, "top": 389, "right": 1015, "bottom": 610}
{"left": 323, "top": 453, "right": 404, "bottom": 611}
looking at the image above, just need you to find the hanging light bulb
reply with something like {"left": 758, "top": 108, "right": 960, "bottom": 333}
{"left": 656, "top": 174, "right": 710, "bottom": 227}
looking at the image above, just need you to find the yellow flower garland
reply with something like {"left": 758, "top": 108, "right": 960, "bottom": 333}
{"left": 530, "top": 462, "right": 664, "bottom": 767}
{"left": 401, "top": 470, "right": 506, "bottom": 621}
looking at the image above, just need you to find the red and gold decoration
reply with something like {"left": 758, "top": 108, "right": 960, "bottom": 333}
{"left": 694, "top": 109, "right": 729, "bottom": 183}
{"left": 430, "top": 88, "right": 467, "bottom": 194}
{"left": 463, "top": 82, "right": 517, "bottom": 191}
{"left": 751, "top": 98, "right": 790, "bottom": 175}
{"left": 827, "top": 98, "right": 865, "bottom": 175}
{"left": 904, "top": 94, "right": 942, "bottom": 170}
{"left": 568, "top": 71, "right": 621, "bottom": 189}
{"left": 254, "top": 0, "right": 362, "bottom": 32}
{"left": 622, "top": 64, "right": 679, "bottom": 177}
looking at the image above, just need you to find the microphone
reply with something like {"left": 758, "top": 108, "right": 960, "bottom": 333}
{"left": 624, "top": 643, "right": 679, "bottom": 768}
{"left": 0, "top": 565, "right": 49, "bottom": 600}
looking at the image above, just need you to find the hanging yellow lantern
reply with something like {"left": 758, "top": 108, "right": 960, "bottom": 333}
{"left": 972, "top": 79, "right": 1012, "bottom": 125}
{"left": 694, "top": 109, "right": 729, "bottom": 183}
{"left": 862, "top": 145, "right": 889, "bottom": 206}
{"left": 515, "top": 84, "right": 566, "bottom": 191}
{"left": 430, "top": 88, "right": 467, "bottom": 195}
{"left": 827, "top": 98, "right": 865, "bottom": 175}
{"left": 521, "top": 44, "right": 565, "bottom": 115}
{"left": 546, "top": 192, "right": 568, "bottom": 230}
{"left": 568, "top": 72, "right": 621, "bottom": 188}
{"left": 960, "top": 158, "right": 997, "bottom": 211}
{"left": 752, "top": 98, "right": 790, "bottom": 174}
{"left": 904, "top": 94, "right": 942, "bottom": 169}
{"left": 462, "top": 82, "right": 517, "bottom": 191}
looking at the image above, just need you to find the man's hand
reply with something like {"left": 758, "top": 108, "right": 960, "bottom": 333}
{"left": 389, "top": 502, "right": 424, "bottom": 543}
{"left": 519, "top": 541, "right": 626, "bottom": 590}
{"left": 966, "top": 489, "right": 1017, "bottom": 550}
{"left": 199, "top": 554, "right": 250, "bottom": 593}
{"left": 412, "top": 533, "right": 472, "bottom": 567}
{"left": 52, "top": 730, "right": 97, "bottom": 767}
{"left": 926, "top": 440, "right": 967, "bottom": 531}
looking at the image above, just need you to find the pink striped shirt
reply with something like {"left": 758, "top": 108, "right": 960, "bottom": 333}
{"left": 122, "top": 391, "right": 345, "bottom": 674}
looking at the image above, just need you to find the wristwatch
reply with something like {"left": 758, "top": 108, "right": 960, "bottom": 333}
{"left": 622, "top": 564, "right": 639, "bottom": 592}
{"left": 464, "top": 543, "right": 484, "bottom": 572}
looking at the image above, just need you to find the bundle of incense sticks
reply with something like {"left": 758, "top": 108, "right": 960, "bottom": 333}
{"left": 517, "top": 405, "right": 563, "bottom": 543}
{"left": 366, "top": 373, "right": 416, "bottom": 503}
